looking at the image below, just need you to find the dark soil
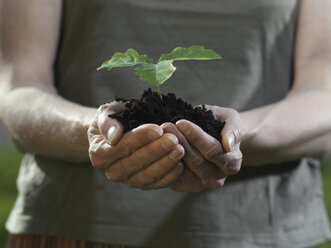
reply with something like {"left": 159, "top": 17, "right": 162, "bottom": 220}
{"left": 110, "top": 89, "right": 225, "bottom": 142}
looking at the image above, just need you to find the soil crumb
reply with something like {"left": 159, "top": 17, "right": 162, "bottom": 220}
{"left": 110, "top": 88, "right": 225, "bottom": 142}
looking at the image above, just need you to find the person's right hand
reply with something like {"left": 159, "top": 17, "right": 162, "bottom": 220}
{"left": 87, "top": 102, "right": 185, "bottom": 190}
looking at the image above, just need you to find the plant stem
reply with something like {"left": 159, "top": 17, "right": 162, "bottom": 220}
{"left": 157, "top": 86, "right": 160, "bottom": 96}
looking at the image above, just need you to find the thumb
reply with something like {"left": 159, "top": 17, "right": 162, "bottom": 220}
{"left": 222, "top": 127, "right": 242, "bottom": 153}
{"left": 211, "top": 107, "right": 242, "bottom": 153}
{"left": 221, "top": 122, "right": 242, "bottom": 153}
{"left": 97, "top": 102, "right": 124, "bottom": 146}
{"left": 222, "top": 132, "right": 236, "bottom": 153}
{"left": 103, "top": 118, "right": 123, "bottom": 146}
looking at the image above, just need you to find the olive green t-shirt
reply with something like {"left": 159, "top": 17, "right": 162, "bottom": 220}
{"left": 6, "top": 0, "right": 331, "bottom": 247}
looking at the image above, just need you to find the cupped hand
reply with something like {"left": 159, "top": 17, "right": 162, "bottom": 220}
{"left": 87, "top": 102, "right": 185, "bottom": 190}
{"left": 161, "top": 106, "right": 243, "bottom": 193}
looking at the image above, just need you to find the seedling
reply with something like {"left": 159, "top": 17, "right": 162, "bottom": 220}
{"left": 97, "top": 45, "right": 221, "bottom": 95}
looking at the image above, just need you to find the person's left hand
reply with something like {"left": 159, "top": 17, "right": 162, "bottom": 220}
{"left": 162, "top": 105, "right": 243, "bottom": 192}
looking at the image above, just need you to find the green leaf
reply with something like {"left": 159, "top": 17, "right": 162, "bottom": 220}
{"left": 97, "top": 49, "right": 153, "bottom": 71}
{"left": 158, "top": 45, "right": 221, "bottom": 62}
{"left": 135, "top": 60, "right": 176, "bottom": 87}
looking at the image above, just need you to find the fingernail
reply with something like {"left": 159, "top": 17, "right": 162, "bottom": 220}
{"left": 161, "top": 135, "right": 178, "bottom": 151}
{"left": 176, "top": 120, "right": 189, "bottom": 134}
{"left": 147, "top": 129, "right": 163, "bottom": 140}
{"left": 169, "top": 146, "right": 184, "bottom": 160}
{"left": 227, "top": 133, "right": 235, "bottom": 152}
{"left": 160, "top": 123, "right": 169, "bottom": 129}
{"left": 107, "top": 124, "right": 119, "bottom": 144}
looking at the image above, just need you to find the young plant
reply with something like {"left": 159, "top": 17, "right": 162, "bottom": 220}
{"left": 97, "top": 45, "right": 221, "bottom": 95}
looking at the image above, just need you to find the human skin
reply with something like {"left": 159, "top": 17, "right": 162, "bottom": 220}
{"left": 0, "top": 0, "right": 330, "bottom": 192}
{"left": 165, "top": 0, "right": 331, "bottom": 191}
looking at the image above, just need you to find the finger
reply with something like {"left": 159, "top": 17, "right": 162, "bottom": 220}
{"left": 169, "top": 167, "right": 207, "bottom": 193}
{"left": 88, "top": 137, "right": 112, "bottom": 170}
{"left": 143, "top": 162, "right": 184, "bottom": 190}
{"left": 100, "top": 124, "right": 164, "bottom": 167}
{"left": 164, "top": 122, "right": 225, "bottom": 188}
{"left": 105, "top": 133, "right": 179, "bottom": 182}
{"left": 221, "top": 147, "right": 243, "bottom": 175}
{"left": 127, "top": 154, "right": 185, "bottom": 190}
{"left": 176, "top": 119, "right": 242, "bottom": 176}
{"left": 161, "top": 122, "right": 191, "bottom": 150}
{"left": 221, "top": 125, "right": 242, "bottom": 154}
{"left": 99, "top": 116, "right": 123, "bottom": 146}
{"left": 176, "top": 120, "right": 227, "bottom": 166}
{"left": 97, "top": 102, "right": 125, "bottom": 145}
{"left": 182, "top": 147, "right": 225, "bottom": 189}
{"left": 89, "top": 123, "right": 163, "bottom": 170}
{"left": 124, "top": 144, "right": 185, "bottom": 186}
{"left": 88, "top": 116, "right": 114, "bottom": 170}
{"left": 210, "top": 106, "right": 243, "bottom": 153}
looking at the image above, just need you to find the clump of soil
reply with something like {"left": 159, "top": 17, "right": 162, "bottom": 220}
{"left": 110, "top": 88, "right": 225, "bottom": 142}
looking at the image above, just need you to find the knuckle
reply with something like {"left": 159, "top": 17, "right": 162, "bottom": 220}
{"left": 97, "top": 102, "right": 119, "bottom": 116}
{"left": 118, "top": 140, "right": 132, "bottom": 157}
{"left": 190, "top": 156, "right": 205, "bottom": 169}
{"left": 88, "top": 147, "right": 97, "bottom": 160}
{"left": 128, "top": 152, "right": 146, "bottom": 169}
{"left": 89, "top": 152, "right": 108, "bottom": 170}
{"left": 204, "top": 142, "right": 222, "bottom": 160}
{"left": 87, "top": 123, "right": 98, "bottom": 140}
{"left": 143, "top": 170, "right": 160, "bottom": 184}
{"left": 88, "top": 139, "right": 115, "bottom": 169}
{"left": 233, "top": 152, "right": 243, "bottom": 164}
{"left": 228, "top": 108, "right": 239, "bottom": 116}
{"left": 88, "top": 147, "right": 100, "bottom": 161}
{"left": 227, "top": 165, "right": 240, "bottom": 175}
{"left": 226, "top": 155, "right": 242, "bottom": 175}
{"left": 97, "top": 103, "right": 108, "bottom": 113}
{"left": 145, "top": 144, "right": 160, "bottom": 160}
{"left": 88, "top": 136, "right": 104, "bottom": 153}
{"left": 190, "top": 131, "right": 203, "bottom": 144}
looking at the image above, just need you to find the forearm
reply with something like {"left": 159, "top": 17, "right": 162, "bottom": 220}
{"left": 0, "top": 84, "right": 96, "bottom": 162}
{"left": 0, "top": 0, "right": 95, "bottom": 162}
{"left": 241, "top": 90, "right": 331, "bottom": 166}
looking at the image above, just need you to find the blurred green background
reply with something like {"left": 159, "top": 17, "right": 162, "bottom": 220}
{"left": 0, "top": 144, "right": 330, "bottom": 247}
